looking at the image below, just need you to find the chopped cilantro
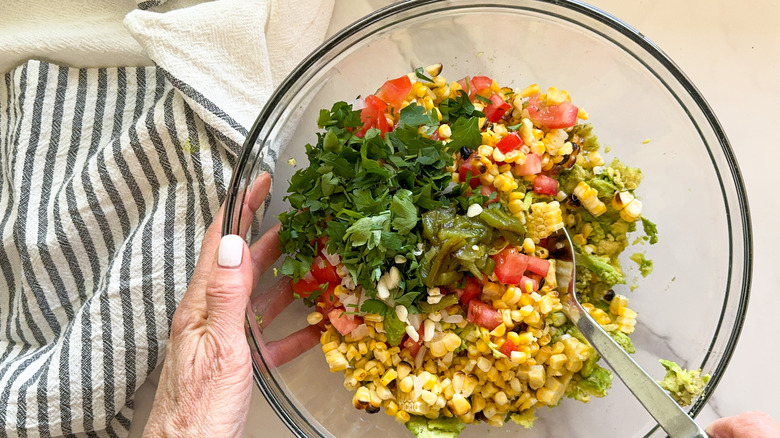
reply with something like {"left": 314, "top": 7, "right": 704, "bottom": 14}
{"left": 414, "top": 67, "right": 434, "bottom": 83}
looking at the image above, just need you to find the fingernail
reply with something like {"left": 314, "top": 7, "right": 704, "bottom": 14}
{"left": 218, "top": 234, "right": 245, "bottom": 268}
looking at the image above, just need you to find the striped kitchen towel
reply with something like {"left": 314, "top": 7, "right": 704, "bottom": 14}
{"left": 0, "top": 0, "right": 333, "bottom": 436}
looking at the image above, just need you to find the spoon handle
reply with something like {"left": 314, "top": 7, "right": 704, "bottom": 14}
{"left": 571, "top": 309, "right": 709, "bottom": 438}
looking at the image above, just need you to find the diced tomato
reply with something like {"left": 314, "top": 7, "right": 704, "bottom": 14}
{"left": 328, "top": 307, "right": 363, "bottom": 336}
{"left": 527, "top": 94, "right": 579, "bottom": 129}
{"left": 500, "top": 339, "right": 518, "bottom": 356}
{"left": 525, "top": 255, "right": 551, "bottom": 277}
{"left": 376, "top": 75, "right": 412, "bottom": 109}
{"left": 532, "top": 174, "right": 559, "bottom": 196}
{"left": 481, "top": 185, "right": 499, "bottom": 205}
{"left": 495, "top": 132, "right": 523, "bottom": 154}
{"left": 356, "top": 95, "right": 390, "bottom": 138}
{"left": 402, "top": 325, "right": 426, "bottom": 358}
{"left": 456, "top": 76, "right": 476, "bottom": 100}
{"left": 292, "top": 271, "right": 320, "bottom": 298}
{"left": 483, "top": 94, "right": 511, "bottom": 123}
{"left": 471, "top": 75, "right": 493, "bottom": 94}
{"left": 311, "top": 255, "right": 341, "bottom": 285}
{"left": 519, "top": 275, "right": 539, "bottom": 293}
{"left": 458, "top": 158, "right": 481, "bottom": 188}
{"left": 492, "top": 247, "right": 528, "bottom": 285}
{"left": 515, "top": 153, "right": 542, "bottom": 176}
{"left": 459, "top": 276, "right": 483, "bottom": 304}
{"left": 317, "top": 284, "right": 338, "bottom": 312}
{"left": 467, "top": 300, "right": 502, "bottom": 330}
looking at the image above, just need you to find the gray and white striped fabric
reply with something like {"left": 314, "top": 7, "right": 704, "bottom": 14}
{"left": 0, "top": 59, "right": 237, "bottom": 437}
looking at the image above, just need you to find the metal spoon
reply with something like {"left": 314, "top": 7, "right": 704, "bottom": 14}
{"left": 548, "top": 228, "right": 709, "bottom": 438}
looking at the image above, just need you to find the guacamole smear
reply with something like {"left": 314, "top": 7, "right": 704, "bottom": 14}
{"left": 630, "top": 252, "right": 654, "bottom": 277}
{"left": 658, "top": 359, "right": 711, "bottom": 406}
{"left": 406, "top": 416, "right": 465, "bottom": 438}
{"left": 510, "top": 409, "right": 538, "bottom": 428}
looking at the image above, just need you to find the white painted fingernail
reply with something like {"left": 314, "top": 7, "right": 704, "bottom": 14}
{"left": 218, "top": 235, "right": 244, "bottom": 268}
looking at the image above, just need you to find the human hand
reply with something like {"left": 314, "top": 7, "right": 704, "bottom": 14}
{"left": 707, "top": 411, "right": 780, "bottom": 438}
{"left": 143, "top": 173, "right": 320, "bottom": 437}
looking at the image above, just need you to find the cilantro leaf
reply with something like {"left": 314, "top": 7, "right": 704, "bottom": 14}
{"left": 399, "top": 103, "right": 439, "bottom": 129}
{"left": 447, "top": 116, "right": 482, "bottom": 152}
{"left": 383, "top": 310, "right": 407, "bottom": 346}
{"left": 361, "top": 299, "right": 388, "bottom": 315}
{"left": 414, "top": 67, "right": 434, "bottom": 83}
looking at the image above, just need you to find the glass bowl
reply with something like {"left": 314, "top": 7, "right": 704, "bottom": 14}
{"left": 223, "top": 1, "right": 752, "bottom": 437}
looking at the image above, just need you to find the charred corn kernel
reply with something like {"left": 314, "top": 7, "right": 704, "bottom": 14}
{"left": 620, "top": 198, "right": 643, "bottom": 222}
{"left": 384, "top": 400, "right": 399, "bottom": 416}
{"left": 306, "top": 311, "right": 323, "bottom": 325}
{"left": 522, "top": 238, "right": 535, "bottom": 254}
{"left": 479, "top": 172, "right": 495, "bottom": 185}
{"left": 321, "top": 340, "right": 339, "bottom": 354}
{"left": 578, "top": 107, "right": 589, "bottom": 120}
{"left": 519, "top": 118, "right": 535, "bottom": 145}
{"left": 588, "top": 151, "right": 605, "bottom": 166}
{"left": 476, "top": 356, "right": 492, "bottom": 373}
{"left": 612, "top": 191, "right": 635, "bottom": 210}
{"left": 505, "top": 331, "right": 521, "bottom": 347}
{"left": 395, "top": 410, "right": 411, "bottom": 423}
{"left": 489, "top": 323, "right": 507, "bottom": 338}
{"left": 397, "top": 361, "right": 413, "bottom": 380}
{"left": 548, "top": 353, "right": 567, "bottom": 371}
{"left": 501, "top": 286, "right": 522, "bottom": 306}
{"left": 421, "top": 390, "right": 437, "bottom": 405}
{"left": 326, "top": 351, "right": 348, "bottom": 372}
{"left": 486, "top": 367, "right": 500, "bottom": 383}
{"left": 520, "top": 83, "right": 540, "bottom": 98}
{"left": 438, "top": 124, "right": 452, "bottom": 139}
{"left": 353, "top": 386, "right": 371, "bottom": 410}
{"left": 430, "top": 340, "right": 447, "bottom": 358}
{"left": 491, "top": 148, "right": 505, "bottom": 163}
{"left": 399, "top": 376, "right": 414, "bottom": 393}
{"left": 528, "top": 365, "right": 546, "bottom": 390}
{"left": 610, "top": 294, "right": 629, "bottom": 314}
{"left": 573, "top": 181, "right": 607, "bottom": 217}
{"left": 504, "top": 150, "right": 524, "bottom": 164}
{"left": 346, "top": 346, "right": 361, "bottom": 362}
{"left": 494, "top": 391, "right": 509, "bottom": 406}
{"left": 508, "top": 198, "right": 524, "bottom": 215}
{"left": 380, "top": 369, "right": 398, "bottom": 386}
{"left": 448, "top": 394, "right": 471, "bottom": 416}
{"left": 333, "top": 285, "right": 347, "bottom": 296}
{"left": 545, "top": 87, "right": 570, "bottom": 105}
{"left": 498, "top": 163, "right": 512, "bottom": 174}
{"left": 363, "top": 313, "right": 383, "bottom": 323}
{"left": 481, "top": 281, "right": 501, "bottom": 298}
{"left": 443, "top": 332, "right": 462, "bottom": 352}
{"left": 517, "top": 331, "right": 535, "bottom": 345}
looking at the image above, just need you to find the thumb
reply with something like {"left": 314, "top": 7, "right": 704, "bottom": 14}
{"left": 205, "top": 234, "right": 254, "bottom": 331}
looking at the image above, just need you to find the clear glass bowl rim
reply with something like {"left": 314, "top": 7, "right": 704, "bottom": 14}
{"left": 223, "top": 1, "right": 753, "bottom": 436}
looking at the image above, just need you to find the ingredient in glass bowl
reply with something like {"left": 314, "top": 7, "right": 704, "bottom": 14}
{"left": 278, "top": 66, "right": 701, "bottom": 436}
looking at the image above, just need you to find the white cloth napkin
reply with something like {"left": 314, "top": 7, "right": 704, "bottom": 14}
{"left": 0, "top": 1, "right": 333, "bottom": 437}
{"left": 125, "top": 0, "right": 334, "bottom": 147}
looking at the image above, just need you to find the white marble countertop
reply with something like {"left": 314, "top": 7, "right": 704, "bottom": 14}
{"left": 133, "top": 0, "right": 780, "bottom": 436}
{"left": 4, "top": 0, "right": 777, "bottom": 436}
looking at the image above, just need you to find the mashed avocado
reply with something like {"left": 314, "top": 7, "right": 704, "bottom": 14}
{"left": 609, "top": 330, "right": 636, "bottom": 353}
{"left": 630, "top": 252, "right": 654, "bottom": 277}
{"left": 658, "top": 359, "right": 711, "bottom": 406}
{"left": 510, "top": 409, "right": 538, "bottom": 428}
{"left": 406, "top": 416, "right": 465, "bottom": 438}
{"left": 575, "top": 252, "right": 625, "bottom": 287}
